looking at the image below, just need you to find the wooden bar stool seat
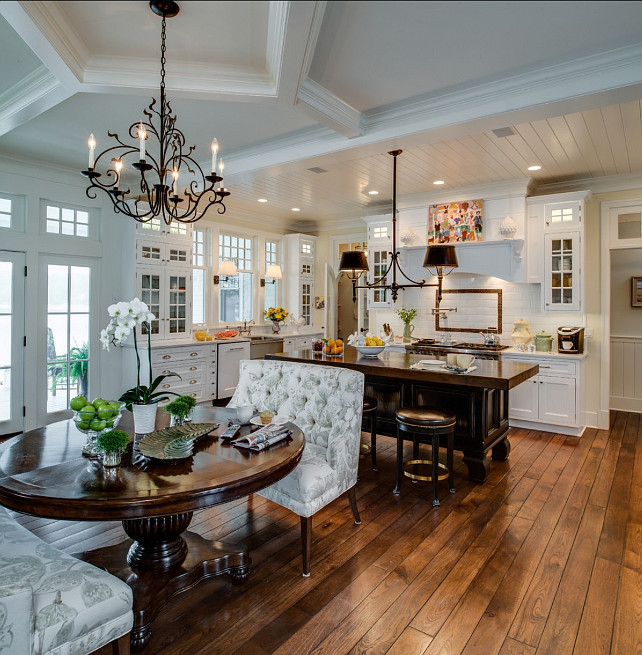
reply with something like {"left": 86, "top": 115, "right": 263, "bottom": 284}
{"left": 362, "top": 395, "right": 379, "bottom": 471}
{"left": 393, "top": 407, "right": 456, "bottom": 506}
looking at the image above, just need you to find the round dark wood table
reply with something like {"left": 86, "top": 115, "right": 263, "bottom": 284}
{"left": 0, "top": 406, "right": 304, "bottom": 649}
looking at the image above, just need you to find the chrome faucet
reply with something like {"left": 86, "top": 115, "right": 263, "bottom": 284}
{"left": 238, "top": 320, "right": 254, "bottom": 336}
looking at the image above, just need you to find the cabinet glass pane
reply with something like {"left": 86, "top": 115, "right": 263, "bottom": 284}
{"left": 563, "top": 255, "right": 572, "bottom": 271}
{"left": 301, "top": 283, "right": 311, "bottom": 325}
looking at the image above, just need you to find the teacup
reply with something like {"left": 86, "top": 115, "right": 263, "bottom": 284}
{"left": 456, "top": 354, "right": 475, "bottom": 370}
{"left": 446, "top": 354, "right": 458, "bottom": 366}
{"left": 236, "top": 406, "right": 254, "bottom": 424}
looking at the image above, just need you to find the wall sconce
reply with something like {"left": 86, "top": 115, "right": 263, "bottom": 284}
{"left": 213, "top": 259, "right": 237, "bottom": 284}
{"left": 261, "top": 264, "right": 283, "bottom": 287}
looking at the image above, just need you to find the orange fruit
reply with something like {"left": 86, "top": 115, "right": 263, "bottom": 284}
{"left": 336, "top": 345, "right": 343, "bottom": 354}
{"left": 327, "top": 339, "right": 335, "bottom": 348}
{"left": 336, "top": 339, "right": 343, "bottom": 347}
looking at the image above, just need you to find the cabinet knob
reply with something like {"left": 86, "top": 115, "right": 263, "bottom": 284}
{"left": 163, "top": 355, "right": 171, "bottom": 360}
{"left": 189, "top": 379, "right": 197, "bottom": 384}
{"left": 162, "top": 384, "right": 170, "bottom": 388}
{"left": 190, "top": 366, "right": 197, "bottom": 371}
{"left": 190, "top": 352, "right": 198, "bottom": 357}
{"left": 162, "top": 369, "right": 171, "bottom": 374}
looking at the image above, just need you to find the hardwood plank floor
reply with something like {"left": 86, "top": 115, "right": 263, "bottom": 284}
{"left": 11, "top": 413, "right": 642, "bottom": 654}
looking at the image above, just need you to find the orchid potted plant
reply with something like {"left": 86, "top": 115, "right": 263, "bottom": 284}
{"left": 100, "top": 298, "right": 179, "bottom": 433}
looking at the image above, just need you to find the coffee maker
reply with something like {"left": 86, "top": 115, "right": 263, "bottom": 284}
{"left": 557, "top": 327, "right": 584, "bottom": 354}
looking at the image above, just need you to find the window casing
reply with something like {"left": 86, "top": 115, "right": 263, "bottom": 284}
{"left": 193, "top": 229, "right": 207, "bottom": 325}
{"left": 219, "top": 234, "right": 253, "bottom": 322}
{"left": 41, "top": 200, "right": 97, "bottom": 240}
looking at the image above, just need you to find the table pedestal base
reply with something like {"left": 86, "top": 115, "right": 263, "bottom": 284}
{"left": 75, "top": 530, "right": 250, "bottom": 649}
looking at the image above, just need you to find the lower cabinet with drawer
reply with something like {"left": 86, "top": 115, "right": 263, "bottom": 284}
{"left": 503, "top": 353, "right": 585, "bottom": 436}
{"left": 217, "top": 341, "right": 250, "bottom": 398}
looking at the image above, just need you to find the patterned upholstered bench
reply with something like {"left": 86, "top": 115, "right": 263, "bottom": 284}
{"left": 0, "top": 505, "right": 133, "bottom": 655}
{"left": 228, "top": 359, "right": 365, "bottom": 575}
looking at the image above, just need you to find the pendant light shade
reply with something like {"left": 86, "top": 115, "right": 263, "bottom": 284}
{"left": 339, "top": 251, "right": 369, "bottom": 280}
{"left": 423, "top": 245, "right": 459, "bottom": 273}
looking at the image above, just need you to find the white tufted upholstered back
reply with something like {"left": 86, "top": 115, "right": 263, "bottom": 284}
{"left": 228, "top": 359, "right": 364, "bottom": 474}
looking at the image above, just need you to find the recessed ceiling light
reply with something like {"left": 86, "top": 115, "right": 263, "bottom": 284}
{"left": 291, "top": 207, "right": 301, "bottom": 212}
{"left": 433, "top": 180, "right": 445, "bottom": 185}
{"left": 258, "top": 198, "right": 268, "bottom": 203}
{"left": 368, "top": 190, "right": 379, "bottom": 195}
{"left": 527, "top": 165, "right": 542, "bottom": 171}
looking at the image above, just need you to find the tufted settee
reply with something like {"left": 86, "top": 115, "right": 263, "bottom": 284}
{"left": 228, "top": 359, "right": 365, "bottom": 576}
{"left": 0, "top": 505, "right": 133, "bottom": 655}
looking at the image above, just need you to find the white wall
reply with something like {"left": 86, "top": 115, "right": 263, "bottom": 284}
{"left": 610, "top": 248, "right": 642, "bottom": 336}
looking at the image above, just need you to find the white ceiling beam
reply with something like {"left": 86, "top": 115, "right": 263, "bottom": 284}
{"left": 297, "top": 78, "right": 364, "bottom": 138}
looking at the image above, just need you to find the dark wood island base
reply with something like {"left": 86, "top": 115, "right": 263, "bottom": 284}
{"left": 267, "top": 349, "right": 537, "bottom": 483}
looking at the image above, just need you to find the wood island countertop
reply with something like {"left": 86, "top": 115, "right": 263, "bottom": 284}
{"left": 266, "top": 348, "right": 538, "bottom": 390}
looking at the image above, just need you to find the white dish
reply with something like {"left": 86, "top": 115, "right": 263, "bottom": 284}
{"left": 249, "top": 415, "right": 288, "bottom": 427}
{"left": 418, "top": 359, "right": 444, "bottom": 367}
{"left": 354, "top": 345, "right": 386, "bottom": 357}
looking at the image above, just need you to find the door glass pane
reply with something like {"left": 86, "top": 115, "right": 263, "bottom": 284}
{"left": 0, "top": 316, "right": 10, "bottom": 367}
{"left": 48, "top": 265, "right": 68, "bottom": 311}
{"left": 618, "top": 213, "right": 641, "bottom": 240}
{"left": 71, "top": 266, "right": 90, "bottom": 312}
{"left": 0, "top": 263, "right": 10, "bottom": 312}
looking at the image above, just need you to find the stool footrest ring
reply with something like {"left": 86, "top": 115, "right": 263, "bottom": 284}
{"left": 403, "top": 459, "right": 450, "bottom": 482}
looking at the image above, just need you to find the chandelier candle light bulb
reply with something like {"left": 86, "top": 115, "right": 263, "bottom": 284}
{"left": 138, "top": 122, "right": 146, "bottom": 161}
{"left": 88, "top": 134, "right": 96, "bottom": 168}
{"left": 211, "top": 138, "right": 219, "bottom": 174}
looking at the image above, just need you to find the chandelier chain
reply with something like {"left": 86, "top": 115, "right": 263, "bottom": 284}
{"left": 160, "top": 16, "right": 167, "bottom": 94}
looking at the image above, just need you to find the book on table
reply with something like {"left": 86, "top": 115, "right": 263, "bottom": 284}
{"left": 233, "top": 423, "right": 292, "bottom": 451}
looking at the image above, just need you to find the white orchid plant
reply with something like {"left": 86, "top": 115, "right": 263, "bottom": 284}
{"left": 101, "top": 298, "right": 179, "bottom": 410}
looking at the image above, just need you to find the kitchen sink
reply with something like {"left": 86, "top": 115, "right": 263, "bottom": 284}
{"left": 249, "top": 335, "right": 282, "bottom": 341}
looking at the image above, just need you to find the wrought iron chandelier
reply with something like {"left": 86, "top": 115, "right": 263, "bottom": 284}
{"left": 81, "top": 0, "right": 229, "bottom": 225}
{"left": 339, "top": 149, "right": 458, "bottom": 303}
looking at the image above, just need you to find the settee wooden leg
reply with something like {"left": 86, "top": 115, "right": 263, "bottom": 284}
{"left": 301, "top": 516, "right": 312, "bottom": 577}
{"left": 112, "top": 633, "right": 131, "bottom": 655}
{"left": 348, "top": 486, "right": 361, "bottom": 525}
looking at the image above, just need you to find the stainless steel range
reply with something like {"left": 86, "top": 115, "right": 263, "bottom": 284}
{"left": 407, "top": 339, "right": 510, "bottom": 360}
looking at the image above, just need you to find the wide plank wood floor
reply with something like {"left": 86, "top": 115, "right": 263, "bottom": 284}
{"left": 12, "top": 411, "right": 642, "bottom": 654}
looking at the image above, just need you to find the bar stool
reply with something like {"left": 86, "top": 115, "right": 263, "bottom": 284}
{"left": 362, "top": 396, "right": 378, "bottom": 471}
{"left": 393, "top": 407, "right": 456, "bottom": 506}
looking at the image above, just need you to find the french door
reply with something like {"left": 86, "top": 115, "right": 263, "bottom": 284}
{"left": 0, "top": 251, "right": 25, "bottom": 436}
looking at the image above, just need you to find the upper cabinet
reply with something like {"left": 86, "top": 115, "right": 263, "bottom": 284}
{"left": 364, "top": 216, "right": 393, "bottom": 310}
{"left": 527, "top": 190, "right": 590, "bottom": 312}
{"left": 285, "top": 233, "right": 316, "bottom": 326}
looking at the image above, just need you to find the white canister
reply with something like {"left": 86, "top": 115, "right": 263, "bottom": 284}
{"left": 511, "top": 318, "right": 532, "bottom": 345}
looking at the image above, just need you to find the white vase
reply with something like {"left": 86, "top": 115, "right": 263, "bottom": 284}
{"left": 132, "top": 403, "right": 158, "bottom": 434}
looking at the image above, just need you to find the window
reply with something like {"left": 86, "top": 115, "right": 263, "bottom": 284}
{"left": 219, "top": 234, "right": 253, "bottom": 322}
{"left": 0, "top": 198, "right": 10, "bottom": 229}
{"left": 46, "top": 264, "right": 91, "bottom": 413}
{"left": 264, "top": 240, "right": 279, "bottom": 312}
{"left": 193, "top": 230, "right": 207, "bottom": 324}
{"left": 45, "top": 203, "right": 90, "bottom": 237}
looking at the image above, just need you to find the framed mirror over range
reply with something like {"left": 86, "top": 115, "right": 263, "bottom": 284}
{"left": 435, "top": 288, "right": 503, "bottom": 334}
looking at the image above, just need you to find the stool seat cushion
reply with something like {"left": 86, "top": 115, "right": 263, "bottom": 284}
{"left": 362, "top": 396, "right": 378, "bottom": 413}
{"left": 396, "top": 407, "right": 456, "bottom": 428}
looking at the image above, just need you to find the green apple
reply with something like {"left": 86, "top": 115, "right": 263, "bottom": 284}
{"left": 79, "top": 405, "right": 96, "bottom": 420}
{"left": 97, "top": 406, "right": 113, "bottom": 420}
{"left": 76, "top": 421, "right": 90, "bottom": 430}
{"left": 105, "top": 418, "right": 115, "bottom": 428}
{"left": 90, "top": 418, "right": 107, "bottom": 431}
{"left": 70, "top": 396, "right": 87, "bottom": 411}
{"left": 92, "top": 398, "right": 107, "bottom": 408}
{"left": 107, "top": 401, "right": 121, "bottom": 413}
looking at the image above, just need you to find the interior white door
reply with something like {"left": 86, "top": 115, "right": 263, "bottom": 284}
{"left": 0, "top": 251, "right": 25, "bottom": 436}
{"left": 324, "top": 263, "right": 337, "bottom": 339}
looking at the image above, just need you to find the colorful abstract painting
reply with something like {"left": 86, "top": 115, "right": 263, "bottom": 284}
{"left": 428, "top": 199, "right": 483, "bottom": 244}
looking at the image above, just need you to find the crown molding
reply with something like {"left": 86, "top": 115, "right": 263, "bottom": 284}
{"left": 266, "top": 0, "right": 289, "bottom": 91}
{"left": 297, "top": 78, "right": 365, "bottom": 137}
{"left": 533, "top": 172, "right": 642, "bottom": 196}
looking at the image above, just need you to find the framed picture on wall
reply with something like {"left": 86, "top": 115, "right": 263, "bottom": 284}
{"left": 632, "top": 276, "right": 642, "bottom": 306}
{"left": 428, "top": 199, "right": 483, "bottom": 244}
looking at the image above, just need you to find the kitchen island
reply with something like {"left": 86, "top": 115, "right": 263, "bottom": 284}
{"left": 266, "top": 348, "right": 539, "bottom": 483}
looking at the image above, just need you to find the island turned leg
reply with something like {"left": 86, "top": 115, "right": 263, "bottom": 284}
{"left": 76, "top": 512, "right": 251, "bottom": 650}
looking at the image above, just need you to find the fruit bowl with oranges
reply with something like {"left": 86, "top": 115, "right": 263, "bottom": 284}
{"left": 322, "top": 338, "right": 344, "bottom": 358}
{"left": 70, "top": 395, "right": 125, "bottom": 456}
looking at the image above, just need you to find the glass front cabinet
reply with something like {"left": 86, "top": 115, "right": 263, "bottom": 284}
{"left": 365, "top": 217, "right": 393, "bottom": 310}
{"left": 543, "top": 232, "right": 580, "bottom": 311}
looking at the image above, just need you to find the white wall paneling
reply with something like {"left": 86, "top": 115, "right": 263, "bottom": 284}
{"left": 610, "top": 336, "right": 642, "bottom": 413}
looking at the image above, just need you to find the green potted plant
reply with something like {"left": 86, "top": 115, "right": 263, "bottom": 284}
{"left": 396, "top": 307, "right": 418, "bottom": 342}
{"left": 69, "top": 343, "right": 89, "bottom": 398}
{"left": 96, "top": 429, "right": 130, "bottom": 467}
{"left": 165, "top": 395, "right": 197, "bottom": 426}
{"left": 101, "top": 298, "right": 180, "bottom": 434}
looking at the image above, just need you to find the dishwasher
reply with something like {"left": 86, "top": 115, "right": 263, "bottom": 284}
{"left": 249, "top": 337, "right": 284, "bottom": 359}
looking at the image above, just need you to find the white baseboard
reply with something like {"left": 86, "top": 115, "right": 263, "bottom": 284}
{"left": 610, "top": 397, "right": 642, "bottom": 413}
{"left": 509, "top": 418, "right": 585, "bottom": 437}
{"left": 582, "top": 410, "right": 598, "bottom": 429}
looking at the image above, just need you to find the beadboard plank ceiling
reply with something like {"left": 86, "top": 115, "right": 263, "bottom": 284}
{"left": 1, "top": 1, "right": 642, "bottom": 226}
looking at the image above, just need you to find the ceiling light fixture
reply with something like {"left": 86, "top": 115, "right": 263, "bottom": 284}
{"left": 433, "top": 180, "right": 445, "bottom": 185}
{"left": 339, "top": 150, "right": 458, "bottom": 303}
{"left": 258, "top": 198, "right": 268, "bottom": 203}
{"left": 81, "top": 1, "right": 229, "bottom": 225}
{"left": 368, "top": 190, "right": 379, "bottom": 195}
{"left": 527, "top": 165, "right": 542, "bottom": 171}
{"left": 291, "top": 207, "right": 301, "bottom": 212}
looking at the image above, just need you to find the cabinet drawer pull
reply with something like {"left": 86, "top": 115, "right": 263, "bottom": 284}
{"left": 162, "top": 384, "right": 171, "bottom": 389}
{"left": 540, "top": 365, "right": 551, "bottom": 368}
{"left": 163, "top": 355, "right": 171, "bottom": 360}
{"left": 190, "top": 352, "right": 198, "bottom": 357}
{"left": 189, "top": 379, "right": 197, "bottom": 384}
{"left": 229, "top": 347, "right": 244, "bottom": 351}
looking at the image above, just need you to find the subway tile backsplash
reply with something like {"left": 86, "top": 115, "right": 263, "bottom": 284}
{"left": 371, "top": 273, "right": 583, "bottom": 343}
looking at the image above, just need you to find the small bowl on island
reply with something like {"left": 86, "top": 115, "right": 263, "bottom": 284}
{"left": 354, "top": 344, "right": 386, "bottom": 358}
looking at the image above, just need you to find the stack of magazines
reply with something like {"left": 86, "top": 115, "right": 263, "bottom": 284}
{"left": 233, "top": 423, "right": 292, "bottom": 451}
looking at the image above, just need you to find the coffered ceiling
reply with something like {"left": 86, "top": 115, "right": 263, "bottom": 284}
{"left": 1, "top": 1, "right": 642, "bottom": 227}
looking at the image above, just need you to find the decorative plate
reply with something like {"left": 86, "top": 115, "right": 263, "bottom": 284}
{"left": 418, "top": 359, "right": 444, "bottom": 367}
{"left": 249, "top": 415, "right": 288, "bottom": 427}
{"left": 135, "top": 422, "right": 219, "bottom": 461}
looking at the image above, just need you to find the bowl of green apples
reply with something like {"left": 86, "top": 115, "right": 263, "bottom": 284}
{"left": 70, "top": 396, "right": 125, "bottom": 456}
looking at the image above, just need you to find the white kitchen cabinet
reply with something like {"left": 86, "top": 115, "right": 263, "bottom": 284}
{"left": 136, "top": 266, "right": 192, "bottom": 340}
{"left": 543, "top": 232, "right": 581, "bottom": 311}
{"left": 135, "top": 218, "right": 192, "bottom": 243}
{"left": 136, "top": 238, "right": 191, "bottom": 267}
{"left": 504, "top": 353, "right": 583, "bottom": 435}
{"left": 364, "top": 216, "right": 393, "bottom": 310}
{"left": 282, "top": 337, "right": 297, "bottom": 353}
{"left": 217, "top": 341, "right": 250, "bottom": 398}
{"left": 285, "top": 234, "right": 316, "bottom": 326}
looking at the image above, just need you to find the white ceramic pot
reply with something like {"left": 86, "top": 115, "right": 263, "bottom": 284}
{"left": 132, "top": 403, "right": 158, "bottom": 434}
{"left": 511, "top": 318, "right": 532, "bottom": 345}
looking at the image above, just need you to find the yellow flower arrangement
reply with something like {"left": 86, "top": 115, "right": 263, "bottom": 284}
{"left": 264, "top": 307, "right": 289, "bottom": 322}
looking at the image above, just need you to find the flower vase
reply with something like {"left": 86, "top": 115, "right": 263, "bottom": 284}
{"left": 402, "top": 323, "right": 414, "bottom": 342}
{"left": 132, "top": 402, "right": 158, "bottom": 434}
{"left": 272, "top": 321, "right": 281, "bottom": 334}
{"left": 102, "top": 449, "right": 122, "bottom": 468}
